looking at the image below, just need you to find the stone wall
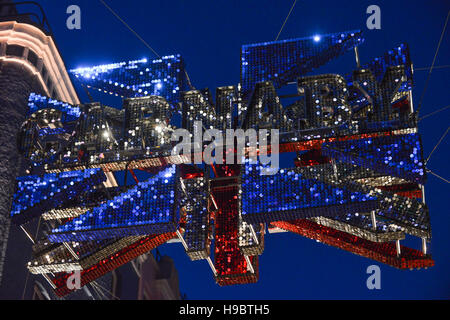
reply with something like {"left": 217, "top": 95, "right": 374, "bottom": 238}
{"left": 0, "top": 60, "right": 44, "bottom": 293}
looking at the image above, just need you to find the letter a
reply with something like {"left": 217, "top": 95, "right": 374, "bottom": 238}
{"left": 366, "top": 265, "right": 381, "bottom": 290}
{"left": 366, "top": 5, "right": 381, "bottom": 30}
{"left": 67, "top": 270, "right": 81, "bottom": 290}
{"left": 66, "top": 5, "right": 81, "bottom": 30}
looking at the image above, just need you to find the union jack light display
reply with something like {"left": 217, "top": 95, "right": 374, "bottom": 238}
{"left": 11, "top": 30, "right": 433, "bottom": 297}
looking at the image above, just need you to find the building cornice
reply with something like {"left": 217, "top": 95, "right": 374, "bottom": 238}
{"left": 0, "top": 21, "right": 79, "bottom": 104}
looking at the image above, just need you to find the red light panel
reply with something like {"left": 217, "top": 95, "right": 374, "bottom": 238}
{"left": 272, "top": 219, "right": 434, "bottom": 269}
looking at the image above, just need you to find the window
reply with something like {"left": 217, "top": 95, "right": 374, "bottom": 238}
{"left": 27, "top": 49, "right": 39, "bottom": 67}
{"left": 41, "top": 65, "right": 48, "bottom": 80}
{"left": 6, "top": 44, "right": 24, "bottom": 57}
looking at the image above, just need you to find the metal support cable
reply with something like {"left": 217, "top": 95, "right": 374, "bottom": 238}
{"left": 426, "top": 126, "right": 449, "bottom": 164}
{"left": 419, "top": 105, "right": 450, "bottom": 121}
{"left": 91, "top": 280, "right": 121, "bottom": 300}
{"left": 416, "top": 10, "right": 450, "bottom": 115}
{"left": 275, "top": 0, "right": 298, "bottom": 41}
{"left": 99, "top": 0, "right": 161, "bottom": 58}
{"left": 427, "top": 168, "right": 450, "bottom": 184}
{"left": 415, "top": 64, "right": 450, "bottom": 71}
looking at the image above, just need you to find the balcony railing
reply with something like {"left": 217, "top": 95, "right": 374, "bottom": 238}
{"left": 0, "top": 1, "right": 53, "bottom": 36}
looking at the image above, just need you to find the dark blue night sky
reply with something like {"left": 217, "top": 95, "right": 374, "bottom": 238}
{"left": 31, "top": 0, "right": 450, "bottom": 299}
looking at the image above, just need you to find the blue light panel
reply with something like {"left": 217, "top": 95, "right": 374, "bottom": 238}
{"left": 27, "top": 93, "right": 82, "bottom": 122}
{"left": 49, "top": 166, "right": 179, "bottom": 242}
{"left": 346, "top": 43, "right": 413, "bottom": 91}
{"left": 241, "top": 163, "right": 378, "bottom": 224}
{"left": 297, "top": 162, "right": 431, "bottom": 238}
{"left": 322, "top": 133, "right": 426, "bottom": 184}
{"left": 240, "top": 30, "right": 363, "bottom": 97}
{"left": 11, "top": 168, "right": 106, "bottom": 225}
{"left": 70, "top": 56, "right": 189, "bottom": 107}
